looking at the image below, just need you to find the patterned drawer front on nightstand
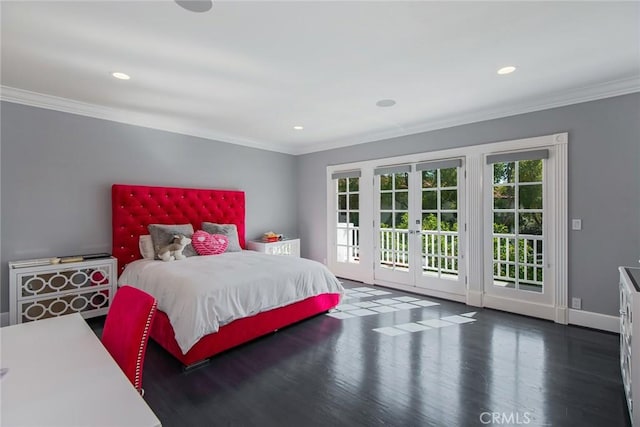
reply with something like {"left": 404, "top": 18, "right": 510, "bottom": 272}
{"left": 18, "top": 287, "right": 112, "bottom": 323}
{"left": 267, "top": 242, "right": 294, "bottom": 256}
{"left": 9, "top": 257, "right": 117, "bottom": 324}
{"left": 16, "top": 266, "right": 111, "bottom": 299}
{"left": 248, "top": 239, "right": 301, "bottom": 257}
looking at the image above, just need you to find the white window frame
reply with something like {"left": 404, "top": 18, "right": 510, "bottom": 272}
{"left": 335, "top": 174, "right": 361, "bottom": 266}
{"left": 326, "top": 132, "right": 568, "bottom": 324}
{"left": 327, "top": 169, "right": 373, "bottom": 282}
{"left": 413, "top": 160, "right": 466, "bottom": 296}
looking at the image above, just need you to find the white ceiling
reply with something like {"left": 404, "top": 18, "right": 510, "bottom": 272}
{"left": 1, "top": 1, "right": 639, "bottom": 155}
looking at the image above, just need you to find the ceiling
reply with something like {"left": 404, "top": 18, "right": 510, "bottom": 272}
{"left": 1, "top": 1, "right": 639, "bottom": 155}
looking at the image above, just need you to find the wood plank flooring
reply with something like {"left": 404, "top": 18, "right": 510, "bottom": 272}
{"left": 88, "top": 279, "right": 630, "bottom": 426}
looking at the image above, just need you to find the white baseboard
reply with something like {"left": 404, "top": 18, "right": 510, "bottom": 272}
{"left": 555, "top": 306, "right": 568, "bottom": 325}
{"left": 483, "top": 295, "right": 556, "bottom": 321}
{"left": 568, "top": 309, "right": 619, "bottom": 333}
{"left": 1, "top": 312, "right": 9, "bottom": 327}
{"left": 466, "top": 290, "right": 483, "bottom": 307}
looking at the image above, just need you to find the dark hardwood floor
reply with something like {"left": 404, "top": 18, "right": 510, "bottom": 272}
{"left": 88, "top": 279, "right": 630, "bottom": 427}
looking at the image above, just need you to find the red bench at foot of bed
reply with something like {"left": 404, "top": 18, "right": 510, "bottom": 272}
{"left": 150, "top": 293, "right": 341, "bottom": 367}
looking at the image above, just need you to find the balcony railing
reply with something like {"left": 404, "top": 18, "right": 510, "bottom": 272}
{"left": 493, "top": 233, "right": 544, "bottom": 291}
{"left": 378, "top": 229, "right": 459, "bottom": 277}
{"left": 336, "top": 227, "right": 543, "bottom": 289}
{"left": 337, "top": 224, "right": 359, "bottom": 263}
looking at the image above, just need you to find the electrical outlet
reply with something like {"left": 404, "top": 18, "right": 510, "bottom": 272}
{"left": 571, "top": 219, "right": 582, "bottom": 230}
{"left": 571, "top": 297, "right": 582, "bottom": 310}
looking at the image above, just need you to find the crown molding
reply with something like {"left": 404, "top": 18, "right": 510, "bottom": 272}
{"left": 3, "top": 75, "right": 639, "bottom": 157}
{"left": 292, "top": 75, "right": 640, "bottom": 155}
{"left": 0, "top": 86, "right": 296, "bottom": 155}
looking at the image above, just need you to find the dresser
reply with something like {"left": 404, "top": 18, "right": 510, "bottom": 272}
{"left": 620, "top": 266, "right": 640, "bottom": 425}
{"left": 9, "top": 257, "right": 117, "bottom": 325}
{"left": 247, "top": 238, "right": 300, "bottom": 257}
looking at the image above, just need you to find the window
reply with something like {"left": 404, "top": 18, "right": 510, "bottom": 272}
{"left": 335, "top": 173, "right": 360, "bottom": 264}
{"left": 327, "top": 132, "right": 566, "bottom": 322}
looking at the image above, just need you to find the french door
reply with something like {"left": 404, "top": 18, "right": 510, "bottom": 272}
{"left": 483, "top": 149, "right": 554, "bottom": 314}
{"left": 374, "top": 159, "right": 466, "bottom": 298}
{"left": 328, "top": 133, "right": 567, "bottom": 322}
{"left": 330, "top": 170, "right": 363, "bottom": 280}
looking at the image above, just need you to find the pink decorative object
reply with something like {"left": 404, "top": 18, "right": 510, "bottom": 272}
{"left": 192, "top": 230, "right": 228, "bottom": 255}
{"left": 111, "top": 184, "right": 245, "bottom": 275}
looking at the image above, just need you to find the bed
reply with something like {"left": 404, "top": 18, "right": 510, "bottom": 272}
{"left": 112, "top": 184, "right": 343, "bottom": 367}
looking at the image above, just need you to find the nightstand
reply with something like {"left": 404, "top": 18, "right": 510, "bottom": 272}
{"left": 9, "top": 256, "right": 117, "bottom": 325}
{"left": 247, "top": 238, "right": 300, "bottom": 257}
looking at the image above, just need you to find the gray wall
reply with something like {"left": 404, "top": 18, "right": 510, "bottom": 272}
{"left": 297, "top": 93, "right": 640, "bottom": 317}
{"left": 2, "top": 94, "right": 639, "bottom": 317}
{"left": 1, "top": 101, "right": 299, "bottom": 313}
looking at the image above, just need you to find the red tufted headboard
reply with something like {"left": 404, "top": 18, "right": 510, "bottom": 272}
{"left": 112, "top": 184, "right": 245, "bottom": 275}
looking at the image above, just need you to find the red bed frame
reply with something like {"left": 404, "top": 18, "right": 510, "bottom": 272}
{"left": 112, "top": 184, "right": 340, "bottom": 366}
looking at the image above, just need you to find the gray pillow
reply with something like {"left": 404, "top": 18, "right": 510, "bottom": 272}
{"left": 147, "top": 224, "right": 197, "bottom": 258}
{"left": 201, "top": 222, "right": 242, "bottom": 252}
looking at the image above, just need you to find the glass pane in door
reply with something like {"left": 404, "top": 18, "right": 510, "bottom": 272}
{"left": 492, "top": 160, "right": 544, "bottom": 292}
{"left": 379, "top": 172, "right": 409, "bottom": 271}
{"left": 420, "top": 167, "right": 460, "bottom": 280}
{"left": 336, "top": 177, "right": 360, "bottom": 264}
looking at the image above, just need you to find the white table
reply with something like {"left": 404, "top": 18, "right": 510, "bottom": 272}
{"left": 0, "top": 313, "right": 161, "bottom": 427}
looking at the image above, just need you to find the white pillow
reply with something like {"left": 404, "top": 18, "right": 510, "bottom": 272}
{"left": 139, "top": 235, "right": 155, "bottom": 260}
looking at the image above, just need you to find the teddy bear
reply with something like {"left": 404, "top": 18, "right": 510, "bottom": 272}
{"left": 157, "top": 234, "right": 192, "bottom": 262}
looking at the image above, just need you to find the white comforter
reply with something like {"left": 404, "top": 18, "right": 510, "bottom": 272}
{"left": 118, "top": 251, "right": 344, "bottom": 354}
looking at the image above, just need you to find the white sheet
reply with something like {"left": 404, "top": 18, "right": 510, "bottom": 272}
{"left": 118, "top": 251, "right": 344, "bottom": 354}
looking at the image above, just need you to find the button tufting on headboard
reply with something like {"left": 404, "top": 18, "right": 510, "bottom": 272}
{"left": 112, "top": 184, "right": 245, "bottom": 276}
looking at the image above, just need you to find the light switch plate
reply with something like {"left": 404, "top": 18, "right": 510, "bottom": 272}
{"left": 571, "top": 219, "right": 582, "bottom": 230}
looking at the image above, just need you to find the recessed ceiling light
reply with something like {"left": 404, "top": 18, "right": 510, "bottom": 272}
{"left": 293, "top": 126, "right": 304, "bottom": 130}
{"left": 111, "top": 72, "right": 130, "bottom": 80}
{"left": 175, "top": 0, "right": 213, "bottom": 13}
{"left": 376, "top": 99, "right": 396, "bottom": 107}
{"left": 497, "top": 66, "right": 517, "bottom": 75}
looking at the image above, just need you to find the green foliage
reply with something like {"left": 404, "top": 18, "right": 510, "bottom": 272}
{"left": 381, "top": 213, "right": 460, "bottom": 267}
{"left": 422, "top": 168, "right": 457, "bottom": 188}
{"left": 348, "top": 177, "right": 359, "bottom": 192}
{"left": 391, "top": 212, "right": 458, "bottom": 232}
{"left": 375, "top": 163, "right": 543, "bottom": 282}
{"left": 440, "top": 168, "right": 457, "bottom": 187}
{"left": 422, "top": 170, "right": 436, "bottom": 188}
{"left": 380, "top": 173, "right": 408, "bottom": 191}
{"left": 493, "top": 160, "right": 543, "bottom": 236}
{"left": 493, "top": 237, "right": 543, "bottom": 284}
{"left": 519, "top": 160, "right": 543, "bottom": 182}
{"left": 493, "top": 159, "right": 542, "bottom": 185}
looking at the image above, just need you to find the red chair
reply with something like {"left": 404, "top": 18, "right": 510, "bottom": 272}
{"left": 102, "top": 285, "right": 158, "bottom": 394}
